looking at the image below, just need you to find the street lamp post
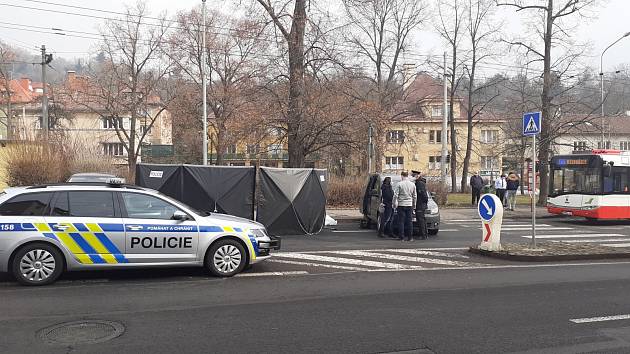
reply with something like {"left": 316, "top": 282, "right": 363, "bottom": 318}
{"left": 600, "top": 31, "right": 630, "bottom": 146}
{"left": 202, "top": 0, "right": 208, "bottom": 165}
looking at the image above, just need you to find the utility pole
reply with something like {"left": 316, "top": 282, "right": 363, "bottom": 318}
{"left": 440, "top": 51, "right": 448, "bottom": 188}
{"left": 40, "top": 45, "right": 52, "bottom": 138}
{"left": 201, "top": 0, "right": 208, "bottom": 165}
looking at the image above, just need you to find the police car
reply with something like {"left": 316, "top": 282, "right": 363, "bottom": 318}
{"left": 0, "top": 180, "right": 280, "bottom": 285}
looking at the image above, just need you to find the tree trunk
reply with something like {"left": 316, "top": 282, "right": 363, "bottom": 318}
{"left": 537, "top": 0, "right": 554, "bottom": 206}
{"left": 449, "top": 52, "right": 458, "bottom": 192}
{"left": 286, "top": 0, "right": 307, "bottom": 168}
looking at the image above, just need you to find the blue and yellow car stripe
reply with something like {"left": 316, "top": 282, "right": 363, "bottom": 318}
{"left": 8, "top": 222, "right": 259, "bottom": 263}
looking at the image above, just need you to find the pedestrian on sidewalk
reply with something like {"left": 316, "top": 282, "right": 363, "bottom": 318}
{"left": 378, "top": 177, "right": 394, "bottom": 238}
{"left": 411, "top": 171, "right": 429, "bottom": 240}
{"left": 470, "top": 171, "right": 484, "bottom": 206}
{"left": 495, "top": 174, "right": 507, "bottom": 206}
{"left": 412, "top": 170, "right": 428, "bottom": 240}
{"left": 506, "top": 172, "right": 520, "bottom": 211}
{"left": 393, "top": 171, "right": 417, "bottom": 242}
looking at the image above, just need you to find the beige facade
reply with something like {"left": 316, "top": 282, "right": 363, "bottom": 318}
{"left": 381, "top": 73, "right": 506, "bottom": 184}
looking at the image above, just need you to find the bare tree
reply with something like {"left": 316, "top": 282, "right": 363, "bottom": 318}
{"left": 254, "top": 0, "right": 308, "bottom": 167}
{"left": 497, "top": 0, "right": 599, "bottom": 205}
{"left": 343, "top": 0, "right": 427, "bottom": 171}
{"left": 0, "top": 42, "right": 15, "bottom": 140}
{"left": 170, "top": 8, "right": 267, "bottom": 165}
{"left": 459, "top": 0, "right": 502, "bottom": 192}
{"left": 64, "top": 2, "right": 175, "bottom": 173}
{"left": 436, "top": 0, "right": 466, "bottom": 191}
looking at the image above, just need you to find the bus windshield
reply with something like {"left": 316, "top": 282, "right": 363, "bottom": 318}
{"left": 551, "top": 166, "right": 601, "bottom": 195}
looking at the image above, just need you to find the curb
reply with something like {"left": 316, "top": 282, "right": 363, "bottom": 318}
{"left": 468, "top": 246, "right": 630, "bottom": 262}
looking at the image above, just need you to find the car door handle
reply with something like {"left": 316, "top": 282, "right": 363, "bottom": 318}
{"left": 53, "top": 224, "right": 69, "bottom": 231}
{"left": 127, "top": 225, "right": 144, "bottom": 231}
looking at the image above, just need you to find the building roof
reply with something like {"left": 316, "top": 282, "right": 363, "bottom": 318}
{"left": 562, "top": 115, "right": 630, "bottom": 136}
{"left": 0, "top": 78, "right": 43, "bottom": 104}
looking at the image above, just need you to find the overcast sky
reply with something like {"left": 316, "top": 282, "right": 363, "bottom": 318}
{"left": 1, "top": 0, "right": 628, "bottom": 77}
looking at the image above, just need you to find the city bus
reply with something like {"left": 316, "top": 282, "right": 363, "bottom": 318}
{"left": 547, "top": 150, "right": 630, "bottom": 220}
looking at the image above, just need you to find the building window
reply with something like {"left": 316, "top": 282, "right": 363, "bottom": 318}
{"left": 386, "top": 130, "right": 405, "bottom": 144}
{"left": 268, "top": 144, "right": 282, "bottom": 155}
{"left": 140, "top": 125, "right": 151, "bottom": 135}
{"left": 428, "top": 155, "right": 450, "bottom": 170}
{"left": 481, "top": 156, "right": 498, "bottom": 170}
{"left": 597, "top": 141, "right": 611, "bottom": 149}
{"left": 429, "top": 130, "right": 441, "bottom": 144}
{"left": 102, "top": 142, "right": 125, "bottom": 156}
{"left": 246, "top": 144, "right": 259, "bottom": 155}
{"left": 431, "top": 106, "right": 442, "bottom": 117}
{"left": 385, "top": 156, "right": 404, "bottom": 170}
{"left": 621, "top": 141, "right": 630, "bottom": 151}
{"left": 226, "top": 144, "right": 237, "bottom": 154}
{"left": 102, "top": 117, "right": 122, "bottom": 130}
{"left": 573, "top": 141, "right": 588, "bottom": 151}
{"left": 481, "top": 130, "right": 498, "bottom": 143}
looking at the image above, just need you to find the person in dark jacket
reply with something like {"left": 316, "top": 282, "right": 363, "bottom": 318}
{"left": 505, "top": 172, "right": 520, "bottom": 211}
{"left": 470, "top": 171, "right": 484, "bottom": 206}
{"left": 412, "top": 171, "right": 429, "bottom": 239}
{"left": 378, "top": 177, "right": 394, "bottom": 238}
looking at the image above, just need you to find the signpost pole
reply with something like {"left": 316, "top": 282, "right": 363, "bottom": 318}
{"left": 532, "top": 134, "right": 536, "bottom": 248}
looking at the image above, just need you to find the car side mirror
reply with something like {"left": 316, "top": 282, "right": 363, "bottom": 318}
{"left": 172, "top": 210, "right": 189, "bottom": 221}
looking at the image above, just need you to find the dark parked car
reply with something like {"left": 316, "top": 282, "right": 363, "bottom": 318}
{"left": 360, "top": 173, "right": 440, "bottom": 236}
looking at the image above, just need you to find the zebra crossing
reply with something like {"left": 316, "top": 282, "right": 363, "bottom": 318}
{"left": 268, "top": 248, "right": 492, "bottom": 272}
{"left": 444, "top": 219, "right": 630, "bottom": 248}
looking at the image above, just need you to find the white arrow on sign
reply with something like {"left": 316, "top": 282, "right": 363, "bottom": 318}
{"left": 481, "top": 199, "right": 493, "bottom": 216}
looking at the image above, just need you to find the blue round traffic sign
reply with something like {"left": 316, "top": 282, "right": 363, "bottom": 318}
{"left": 478, "top": 194, "right": 497, "bottom": 222}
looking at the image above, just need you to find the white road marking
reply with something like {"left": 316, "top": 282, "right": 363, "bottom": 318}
{"left": 548, "top": 238, "right": 630, "bottom": 243}
{"left": 439, "top": 229, "right": 460, "bottom": 232}
{"left": 521, "top": 234, "right": 625, "bottom": 239}
{"left": 331, "top": 250, "right": 481, "bottom": 267}
{"left": 273, "top": 252, "right": 423, "bottom": 270}
{"left": 606, "top": 243, "right": 630, "bottom": 248}
{"left": 378, "top": 248, "right": 471, "bottom": 259}
{"left": 332, "top": 230, "right": 375, "bottom": 233}
{"left": 570, "top": 314, "right": 630, "bottom": 324}
{"left": 502, "top": 227, "right": 573, "bottom": 231}
{"left": 267, "top": 259, "right": 373, "bottom": 271}
{"left": 235, "top": 271, "right": 309, "bottom": 277}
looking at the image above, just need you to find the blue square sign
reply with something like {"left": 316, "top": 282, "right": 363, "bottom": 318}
{"left": 523, "top": 112, "right": 541, "bottom": 136}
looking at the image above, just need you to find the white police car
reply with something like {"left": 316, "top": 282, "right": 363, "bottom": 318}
{"left": 0, "top": 180, "right": 280, "bottom": 285}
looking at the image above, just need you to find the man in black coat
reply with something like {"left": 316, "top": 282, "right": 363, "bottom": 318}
{"left": 412, "top": 170, "right": 429, "bottom": 239}
{"left": 470, "top": 171, "right": 484, "bottom": 206}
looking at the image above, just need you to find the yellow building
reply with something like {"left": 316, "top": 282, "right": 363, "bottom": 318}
{"left": 382, "top": 73, "right": 505, "bottom": 184}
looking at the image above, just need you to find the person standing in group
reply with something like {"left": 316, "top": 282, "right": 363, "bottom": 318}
{"left": 393, "top": 171, "right": 417, "bottom": 242}
{"left": 470, "top": 171, "right": 484, "bottom": 206}
{"left": 378, "top": 177, "right": 394, "bottom": 238}
{"left": 412, "top": 170, "right": 429, "bottom": 240}
{"left": 495, "top": 174, "right": 507, "bottom": 206}
{"left": 506, "top": 172, "right": 520, "bottom": 211}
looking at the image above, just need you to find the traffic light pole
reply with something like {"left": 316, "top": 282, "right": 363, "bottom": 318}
{"left": 41, "top": 45, "right": 49, "bottom": 138}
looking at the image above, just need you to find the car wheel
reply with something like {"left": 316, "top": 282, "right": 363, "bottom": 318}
{"left": 206, "top": 239, "right": 247, "bottom": 277}
{"left": 359, "top": 217, "right": 371, "bottom": 229}
{"left": 428, "top": 229, "right": 439, "bottom": 236}
{"left": 12, "top": 243, "right": 64, "bottom": 286}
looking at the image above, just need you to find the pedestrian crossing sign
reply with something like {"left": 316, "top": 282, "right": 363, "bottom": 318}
{"left": 523, "top": 112, "right": 541, "bottom": 136}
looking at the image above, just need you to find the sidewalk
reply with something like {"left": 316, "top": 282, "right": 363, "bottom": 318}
{"left": 327, "top": 206, "right": 554, "bottom": 222}
{"left": 470, "top": 242, "right": 630, "bottom": 262}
